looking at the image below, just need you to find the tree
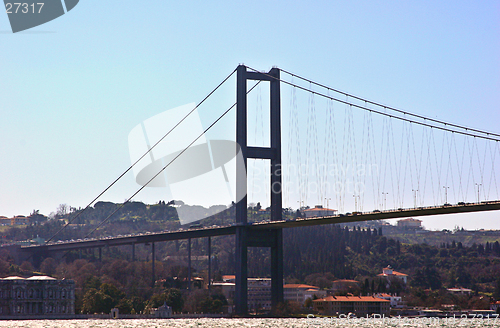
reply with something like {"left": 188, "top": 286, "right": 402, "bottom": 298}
{"left": 165, "top": 288, "right": 184, "bottom": 312}
{"left": 81, "top": 288, "right": 114, "bottom": 314}
{"left": 20, "top": 261, "right": 34, "bottom": 273}
{"left": 147, "top": 288, "right": 184, "bottom": 313}
{"left": 56, "top": 204, "right": 69, "bottom": 217}
{"left": 81, "top": 283, "right": 125, "bottom": 314}
{"left": 493, "top": 277, "right": 500, "bottom": 300}
{"left": 40, "top": 257, "right": 57, "bottom": 276}
{"left": 116, "top": 298, "right": 133, "bottom": 314}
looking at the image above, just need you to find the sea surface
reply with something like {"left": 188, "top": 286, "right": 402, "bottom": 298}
{"left": 0, "top": 317, "right": 499, "bottom": 328}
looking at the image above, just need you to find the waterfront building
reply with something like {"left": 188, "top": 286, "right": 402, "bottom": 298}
{"left": 284, "top": 284, "right": 326, "bottom": 304}
{"left": 0, "top": 276, "right": 75, "bottom": 315}
{"left": 248, "top": 278, "right": 271, "bottom": 311}
{"left": 213, "top": 276, "right": 271, "bottom": 311}
{"left": 313, "top": 295, "right": 390, "bottom": 317}
{"left": 373, "top": 293, "right": 404, "bottom": 308}
{"left": 211, "top": 282, "right": 235, "bottom": 302}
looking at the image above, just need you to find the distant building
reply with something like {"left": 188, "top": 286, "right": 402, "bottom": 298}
{"left": 222, "top": 275, "right": 235, "bottom": 283}
{"left": 374, "top": 293, "right": 404, "bottom": 308}
{"left": 397, "top": 218, "right": 422, "bottom": 229}
{"left": 213, "top": 276, "right": 271, "bottom": 311}
{"left": 377, "top": 266, "right": 408, "bottom": 284}
{"left": 313, "top": 295, "right": 390, "bottom": 317}
{"left": 447, "top": 287, "right": 472, "bottom": 295}
{"left": 0, "top": 216, "right": 32, "bottom": 226}
{"left": 284, "top": 284, "right": 326, "bottom": 304}
{"left": 303, "top": 205, "right": 337, "bottom": 218}
{"left": 0, "top": 276, "right": 75, "bottom": 315}
{"left": 211, "top": 282, "right": 235, "bottom": 302}
{"left": 248, "top": 278, "right": 271, "bottom": 311}
{"left": 152, "top": 302, "right": 172, "bottom": 318}
{"left": 0, "top": 217, "right": 10, "bottom": 226}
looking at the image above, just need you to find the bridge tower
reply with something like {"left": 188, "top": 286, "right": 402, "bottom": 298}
{"left": 235, "top": 65, "right": 283, "bottom": 314}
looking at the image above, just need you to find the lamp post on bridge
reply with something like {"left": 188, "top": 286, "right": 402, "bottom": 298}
{"left": 325, "top": 198, "right": 331, "bottom": 215}
{"left": 412, "top": 189, "right": 419, "bottom": 208}
{"left": 382, "top": 192, "right": 388, "bottom": 210}
{"left": 353, "top": 194, "right": 360, "bottom": 212}
{"left": 475, "top": 183, "right": 482, "bottom": 203}
{"left": 443, "top": 186, "right": 450, "bottom": 204}
{"left": 297, "top": 200, "right": 304, "bottom": 217}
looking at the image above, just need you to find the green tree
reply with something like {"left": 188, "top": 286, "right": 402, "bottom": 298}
{"left": 81, "top": 288, "right": 114, "bottom": 314}
{"left": 165, "top": 288, "right": 184, "bottom": 312}
{"left": 493, "top": 277, "right": 500, "bottom": 299}
{"left": 40, "top": 257, "right": 57, "bottom": 276}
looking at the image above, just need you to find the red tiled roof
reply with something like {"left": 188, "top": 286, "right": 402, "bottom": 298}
{"left": 378, "top": 270, "right": 408, "bottom": 276}
{"left": 333, "top": 279, "right": 360, "bottom": 283}
{"left": 303, "top": 207, "right": 336, "bottom": 212}
{"left": 284, "top": 284, "right": 319, "bottom": 289}
{"left": 313, "top": 295, "right": 389, "bottom": 303}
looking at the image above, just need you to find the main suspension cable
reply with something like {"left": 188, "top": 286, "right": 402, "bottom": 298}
{"left": 245, "top": 66, "right": 500, "bottom": 142}
{"left": 84, "top": 81, "right": 263, "bottom": 238}
{"left": 280, "top": 68, "right": 500, "bottom": 139}
{"left": 46, "top": 69, "right": 237, "bottom": 243}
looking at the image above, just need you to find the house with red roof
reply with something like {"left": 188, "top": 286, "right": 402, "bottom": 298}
{"left": 303, "top": 205, "right": 337, "bottom": 218}
{"left": 377, "top": 265, "right": 408, "bottom": 284}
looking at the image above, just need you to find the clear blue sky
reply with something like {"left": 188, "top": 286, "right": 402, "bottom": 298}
{"left": 1, "top": 1, "right": 499, "bottom": 230}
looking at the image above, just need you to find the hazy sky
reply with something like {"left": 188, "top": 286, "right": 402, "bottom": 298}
{"left": 1, "top": 1, "right": 499, "bottom": 230}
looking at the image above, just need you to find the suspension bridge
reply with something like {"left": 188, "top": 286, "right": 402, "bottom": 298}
{"left": 19, "top": 65, "right": 500, "bottom": 314}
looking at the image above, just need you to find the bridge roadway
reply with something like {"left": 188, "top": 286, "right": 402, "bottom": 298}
{"left": 21, "top": 200, "right": 500, "bottom": 254}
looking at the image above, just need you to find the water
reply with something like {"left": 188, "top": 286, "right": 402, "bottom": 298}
{"left": 0, "top": 318, "right": 499, "bottom": 328}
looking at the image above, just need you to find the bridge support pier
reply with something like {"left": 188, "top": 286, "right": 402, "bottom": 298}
{"left": 98, "top": 247, "right": 102, "bottom": 262}
{"left": 151, "top": 242, "right": 155, "bottom": 287}
{"left": 132, "top": 244, "right": 135, "bottom": 262}
{"left": 234, "top": 65, "right": 283, "bottom": 314}
{"left": 208, "top": 236, "right": 211, "bottom": 289}
{"left": 188, "top": 238, "right": 192, "bottom": 291}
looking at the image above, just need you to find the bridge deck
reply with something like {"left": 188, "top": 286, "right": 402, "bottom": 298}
{"left": 20, "top": 201, "right": 500, "bottom": 253}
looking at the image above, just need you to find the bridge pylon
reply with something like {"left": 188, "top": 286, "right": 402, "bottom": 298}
{"left": 235, "top": 65, "right": 283, "bottom": 314}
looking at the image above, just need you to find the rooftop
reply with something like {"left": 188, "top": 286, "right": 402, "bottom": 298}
{"left": 1, "top": 275, "right": 56, "bottom": 280}
{"left": 314, "top": 295, "right": 389, "bottom": 303}
{"left": 284, "top": 284, "right": 320, "bottom": 289}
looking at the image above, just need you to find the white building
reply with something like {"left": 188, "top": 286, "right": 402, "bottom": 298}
{"left": 284, "top": 284, "right": 326, "bottom": 304}
{"left": 213, "top": 277, "right": 271, "bottom": 311}
{"left": 447, "top": 287, "right": 473, "bottom": 295}
{"left": 374, "top": 293, "right": 404, "bottom": 308}
{"left": 377, "top": 266, "right": 408, "bottom": 284}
